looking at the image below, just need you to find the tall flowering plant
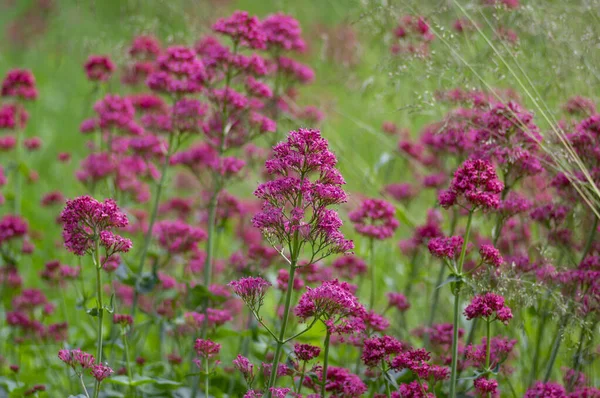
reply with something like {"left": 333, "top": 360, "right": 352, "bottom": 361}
{"left": 60, "top": 196, "right": 131, "bottom": 398}
{"left": 248, "top": 127, "right": 353, "bottom": 395}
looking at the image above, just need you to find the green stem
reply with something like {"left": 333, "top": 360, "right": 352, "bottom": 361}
{"left": 205, "top": 357, "right": 210, "bottom": 398}
{"left": 201, "top": 191, "right": 219, "bottom": 338}
{"left": 13, "top": 123, "right": 23, "bottom": 215}
{"left": 320, "top": 329, "right": 332, "bottom": 398}
{"left": 79, "top": 373, "right": 91, "bottom": 398}
{"left": 449, "top": 210, "right": 474, "bottom": 398}
{"left": 529, "top": 296, "right": 550, "bottom": 386}
{"left": 449, "top": 288, "right": 462, "bottom": 398}
{"left": 383, "top": 361, "right": 391, "bottom": 398}
{"left": 485, "top": 318, "right": 492, "bottom": 398}
{"left": 369, "top": 238, "right": 376, "bottom": 310}
{"left": 130, "top": 133, "right": 175, "bottom": 316}
{"left": 427, "top": 263, "right": 446, "bottom": 328}
{"left": 123, "top": 329, "right": 135, "bottom": 397}
{"left": 93, "top": 242, "right": 104, "bottom": 398}
{"left": 544, "top": 316, "right": 568, "bottom": 382}
{"left": 404, "top": 250, "right": 420, "bottom": 299}
{"left": 265, "top": 261, "right": 297, "bottom": 395}
{"left": 295, "top": 361, "right": 307, "bottom": 395}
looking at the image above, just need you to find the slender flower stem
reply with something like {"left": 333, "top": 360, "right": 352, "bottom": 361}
{"left": 130, "top": 133, "right": 176, "bottom": 316}
{"left": 485, "top": 318, "right": 492, "bottom": 398}
{"left": 320, "top": 329, "right": 332, "bottom": 398}
{"left": 295, "top": 361, "right": 307, "bottom": 395}
{"left": 529, "top": 295, "right": 550, "bottom": 386}
{"left": 427, "top": 262, "right": 445, "bottom": 328}
{"left": 382, "top": 361, "right": 391, "bottom": 398}
{"left": 122, "top": 329, "right": 135, "bottom": 397}
{"left": 368, "top": 238, "right": 376, "bottom": 310}
{"left": 201, "top": 191, "right": 219, "bottom": 339}
{"left": 93, "top": 242, "right": 104, "bottom": 398}
{"left": 449, "top": 209, "right": 474, "bottom": 398}
{"left": 13, "top": 124, "right": 23, "bottom": 215}
{"left": 205, "top": 357, "right": 210, "bottom": 398}
{"left": 79, "top": 373, "right": 91, "bottom": 398}
{"left": 404, "top": 250, "right": 420, "bottom": 299}
{"left": 544, "top": 316, "right": 568, "bottom": 382}
{"left": 266, "top": 258, "right": 298, "bottom": 396}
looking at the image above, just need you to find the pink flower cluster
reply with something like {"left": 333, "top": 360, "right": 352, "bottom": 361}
{"left": 252, "top": 128, "right": 353, "bottom": 257}
{"left": 349, "top": 198, "right": 399, "bottom": 240}
{"left": 60, "top": 196, "right": 131, "bottom": 256}
{"left": 228, "top": 276, "right": 271, "bottom": 311}
{"left": 439, "top": 159, "right": 504, "bottom": 210}
{"left": 464, "top": 293, "right": 513, "bottom": 324}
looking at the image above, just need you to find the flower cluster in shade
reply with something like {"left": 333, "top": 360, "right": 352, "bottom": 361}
{"left": 228, "top": 276, "right": 271, "bottom": 312}
{"left": 439, "top": 159, "right": 504, "bottom": 210}
{"left": 349, "top": 198, "right": 399, "bottom": 240}
{"left": 60, "top": 196, "right": 131, "bottom": 257}
{"left": 251, "top": 128, "right": 353, "bottom": 257}
{"left": 464, "top": 292, "right": 513, "bottom": 325}
{"left": 294, "top": 279, "right": 365, "bottom": 332}
{"left": 1, "top": 69, "right": 38, "bottom": 100}
{"left": 58, "top": 349, "right": 114, "bottom": 382}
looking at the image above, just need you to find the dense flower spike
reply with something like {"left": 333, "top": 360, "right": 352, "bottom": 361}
{"left": 464, "top": 293, "right": 513, "bottom": 324}
{"left": 252, "top": 128, "right": 353, "bottom": 256}
{"left": 212, "top": 11, "right": 266, "bottom": 49}
{"left": 294, "top": 279, "right": 364, "bottom": 322}
{"left": 84, "top": 55, "right": 115, "bottom": 82}
{"left": 294, "top": 343, "right": 321, "bottom": 361}
{"left": 439, "top": 159, "right": 504, "bottom": 210}
{"left": 1, "top": 69, "right": 38, "bottom": 100}
{"left": 427, "top": 235, "right": 464, "bottom": 259}
{"left": 147, "top": 46, "right": 205, "bottom": 94}
{"left": 228, "top": 277, "right": 271, "bottom": 312}
{"left": 349, "top": 198, "right": 399, "bottom": 240}
{"left": 60, "top": 196, "right": 130, "bottom": 256}
{"left": 155, "top": 220, "right": 207, "bottom": 254}
{"left": 261, "top": 13, "right": 306, "bottom": 52}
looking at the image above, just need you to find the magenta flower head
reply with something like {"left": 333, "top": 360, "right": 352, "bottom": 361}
{"left": 212, "top": 11, "right": 266, "bottom": 49}
{"left": 524, "top": 382, "right": 565, "bottom": 398}
{"left": 474, "top": 377, "right": 498, "bottom": 396}
{"left": 294, "top": 343, "right": 321, "bottom": 361}
{"left": 58, "top": 349, "right": 95, "bottom": 370}
{"left": 439, "top": 159, "right": 504, "bottom": 210}
{"left": 228, "top": 276, "right": 271, "bottom": 312}
{"left": 464, "top": 292, "right": 513, "bottom": 325}
{"left": 147, "top": 46, "right": 205, "bottom": 94}
{"left": 194, "top": 338, "right": 221, "bottom": 358}
{"left": 84, "top": 55, "right": 115, "bottom": 82}
{"left": 261, "top": 13, "right": 306, "bottom": 52}
{"left": 349, "top": 198, "right": 399, "bottom": 240}
{"left": 361, "top": 335, "right": 403, "bottom": 367}
{"left": 155, "top": 220, "right": 207, "bottom": 254}
{"left": 233, "top": 354, "right": 254, "bottom": 382}
{"left": 479, "top": 244, "right": 504, "bottom": 267}
{"left": 90, "top": 364, "right": 114, "bottom": 382}
{"left": 60, "top": 196, "right": 130, "bottom": 256}
{"left": 0, "top": 214, "right": 28, "bottom": 245}
{"left": 427, "top": 236, "right": 464, "bottom": 260}
{"left": 1, "top": 69, "right": 37, "bottom": 100}
{"left": 294, "top": 279, "right": 365, "bottom": 324}
{"left": 252, "top": 128, "right": 353, "bottom": 259}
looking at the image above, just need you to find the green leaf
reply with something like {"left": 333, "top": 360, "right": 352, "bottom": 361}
{"left": 187, "top": 285, "right": 227, "bottom": 308}
{"left": 136, "top": 271, "right": 158, "bottom": 294}
{"left": 87, "top": 307, "right": 99, "bottom": 317}
{"left": 115, "top": 263, "right": 135, "bottom": 286}
{"left": 106, "top": 375, "right": 180, "bottom": 387}
{"left": 437, "top": 274, "right": 461, "bottom": 289}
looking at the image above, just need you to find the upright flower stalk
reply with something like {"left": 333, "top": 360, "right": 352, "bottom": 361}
{"left": 431, "top": 159, "right": 504, "bottom": 397}
{"left": 248, "top": 128, "right": 353, "bottom": 395}
{"left": 60, "top": 196, "right": 131, "bottom": 396}
{"left": 349, "top": 198, "right": 398, "bottom": 310}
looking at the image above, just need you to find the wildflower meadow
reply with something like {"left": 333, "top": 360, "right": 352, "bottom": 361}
{"left": 0, "top": 0, "right": 599, "bottom": 397}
